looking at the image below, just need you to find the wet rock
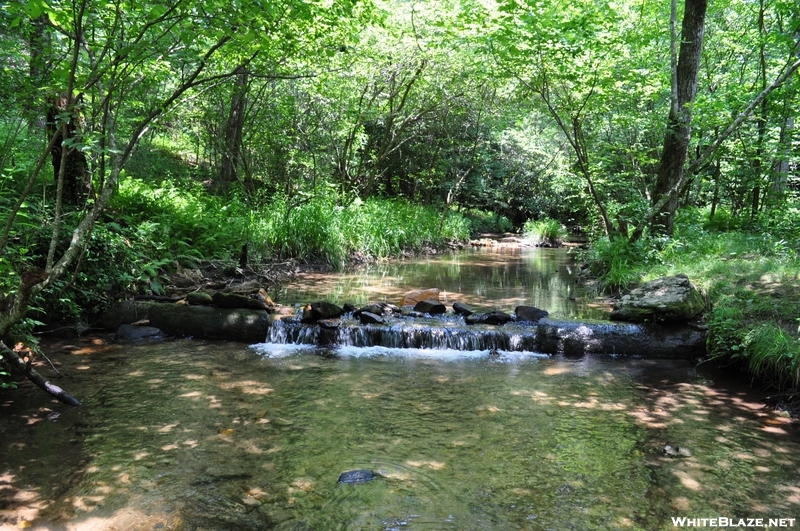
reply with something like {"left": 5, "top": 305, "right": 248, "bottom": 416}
{"left": 515, "top": 306, "right": 549, "bottom": 323}
{"left": 358, "top": 311, "right": 385, "bottom": 325}
{"left": 338, "top": 469, "right": 379, "bottom": 484}
{"left": 302, "top": 301, "right": 344, "bottom": 322}
{"left": 663, "top": 445, "right": 692, "bottom": 457}
{"left": 466, "top": 311, "right": 514, "bottom": 326}
{"left": 452, "top": 302, "right": 474, "bottom": 316}
{"left": 355, "top": 302, "right": 400, "bottom": 317}
{"left": 413, "top": 300, "right": 446, "bottom": 315}
{"left": 400, "top": 288, "right": 440, "bottom": 307}
{"left": 317, "top": 319, "right": 340, "bottom": 346}
{"left": 116, "top": 324, "right": 163, "bottom": 341}
{"left": 611, "top": 274, "right": 705, "bottom": 323}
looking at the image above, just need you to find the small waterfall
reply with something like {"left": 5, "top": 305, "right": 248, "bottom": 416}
{"left": 268, "top": 318, "right": 319, "bottom": 344}
{"left": 266, "top": 317, "right": 538, "bottom": 352}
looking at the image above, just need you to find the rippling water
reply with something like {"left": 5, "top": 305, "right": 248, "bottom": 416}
{"left": 2, "top": 339, "right": 798, "bottom": 530}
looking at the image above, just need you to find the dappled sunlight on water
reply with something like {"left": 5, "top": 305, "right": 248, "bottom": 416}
{"left": 1, "top": 338, "right": 799, "bottom": 530}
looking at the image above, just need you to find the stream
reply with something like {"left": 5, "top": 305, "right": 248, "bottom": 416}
{"left": 1, "top": 246, "right": 798, "bottom": 530}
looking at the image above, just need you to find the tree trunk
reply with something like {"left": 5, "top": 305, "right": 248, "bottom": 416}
{"left": 27, "top": 15, "right": 50, "bottom": 131}
{"left": 750, "top": 0, "right": 769, "bottom": 221}
{"left": 651, "top": 0, "right": 708, "bottom": 235}
{"left": 46, "top": 96, "right": 91, "bottom": 206}
{"left": 220, "top": 66, "right": 249, "bottom": 187}
{"left": 770, "top": 114, "right": 793, "bottom": 204}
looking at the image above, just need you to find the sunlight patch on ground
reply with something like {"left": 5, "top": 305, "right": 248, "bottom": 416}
{"left": 672, "top": 470, "right": 702, "bottom": 491}
{"left": 405, "top": 460, "right": 446, "bottom": 470}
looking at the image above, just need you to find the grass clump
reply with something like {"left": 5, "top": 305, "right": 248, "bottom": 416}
{"left": 523, "top": 218, "right": 567, "bottom": 247}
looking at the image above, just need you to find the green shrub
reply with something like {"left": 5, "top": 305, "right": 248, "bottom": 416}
{"left": 523, "top": 218, "right": 567, "bottom": 246}
{"left": 582, "top": 235, "right": 655, "bottom": 292}
{"left": 742, "top": 323, "right": 800, "bottom": 389}
{"left": 463, "top": 209, "right": 514, "bottom": 234}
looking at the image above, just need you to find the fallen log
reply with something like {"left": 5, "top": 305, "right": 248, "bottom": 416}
{"left": 0, "top": 341, "right": 82, "bottom": 407}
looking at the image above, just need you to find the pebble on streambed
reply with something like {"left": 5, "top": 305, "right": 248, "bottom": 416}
{"left": 337, "top": 469, "right": 380, "bottom": 484}
{"left": 663, "top": 445, "right": 692, "bottom": 457}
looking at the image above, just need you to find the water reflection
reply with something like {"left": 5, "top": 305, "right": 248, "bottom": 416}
{"left": 1, "top": 339, "right": 798, "bottom": 530}
{"left": 274, "top": 247, "right": 609, "bottom": 319}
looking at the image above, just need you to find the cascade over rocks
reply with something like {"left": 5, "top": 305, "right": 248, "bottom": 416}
{"left": 611, "top": 274, "right": 705, "bottom": 323}
{"left": 100, "top": 274, "right": 709, "bottom": 357}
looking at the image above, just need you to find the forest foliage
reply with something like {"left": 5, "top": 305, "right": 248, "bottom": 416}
{"left": 0, "top": 0, "right": 798, "bottom": 386}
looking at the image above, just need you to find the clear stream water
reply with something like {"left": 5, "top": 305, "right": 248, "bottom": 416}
{"left": 1, "top": 247, "right": 799, "bottom": 530}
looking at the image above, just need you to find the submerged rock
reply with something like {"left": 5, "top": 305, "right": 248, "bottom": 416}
{"left": 611, "top": 274, "right": 705, "bottom": 323}
{"left": 338, "top": 469, "right": 379, "bottom": 484}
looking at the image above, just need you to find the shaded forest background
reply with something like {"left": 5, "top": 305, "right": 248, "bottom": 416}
{"left": 0, "top": 0, "right": 799, "bottom": 388}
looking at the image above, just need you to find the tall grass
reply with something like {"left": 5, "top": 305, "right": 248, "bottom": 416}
{"left": 741, "top": 323, "right": 800, "bottom": 389}
{"left": 111, "top": 178, "right": 471, "bottom": 268}
{"left": 523, "top": 218, "right": 567, "bottom": 247}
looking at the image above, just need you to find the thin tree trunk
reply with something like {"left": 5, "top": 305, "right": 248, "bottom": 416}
{"left": 220, "top": 66, "right": 249, "bottom": 187}
{"left": 770, "top": 114, "right": 793, "bottom": 204}
{"left": 651, "top": 0, "right": 708, "bottom": 235}
{"left": 27, "top": 15, "right": 49, "bottom": 131}
{"left": 751, "top": 0, "right": 769, "bottom": 220}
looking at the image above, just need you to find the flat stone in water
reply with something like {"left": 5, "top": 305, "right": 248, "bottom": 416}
{"left": 338, "top": 469, "right": 378, "bottom": 484}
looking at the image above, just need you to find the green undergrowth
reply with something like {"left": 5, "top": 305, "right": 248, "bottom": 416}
{"left": 585, "top": 207, "right": 800, "bottom": 390}
{"left": 523, "top": 217, "right": 567, "bottom": 246}
{"left": 24, "top": 175, "right": 471, "bottom": 323}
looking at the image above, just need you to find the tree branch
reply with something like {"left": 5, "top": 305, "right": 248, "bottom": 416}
{"left": 0, "top": 342, "right": 81, "bottom": 407}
